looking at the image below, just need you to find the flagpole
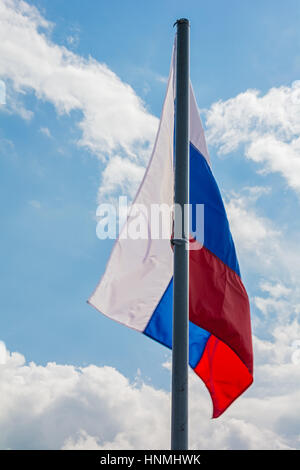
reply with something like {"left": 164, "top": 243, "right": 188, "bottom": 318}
{"left": 171, "top": 18, "right": 190, "bottom": 450}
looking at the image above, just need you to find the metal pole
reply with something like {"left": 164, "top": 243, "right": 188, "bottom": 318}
{"left": 171, "top": 18, "right": 190, "bottom": 451}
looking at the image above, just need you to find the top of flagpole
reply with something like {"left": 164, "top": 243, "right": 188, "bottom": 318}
{"left": 173, "top": 18, "right": 190, "bottom": 27}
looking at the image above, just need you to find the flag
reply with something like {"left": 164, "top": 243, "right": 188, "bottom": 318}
{"left": 88, "top": 43, "right": 253, "bottom": 418}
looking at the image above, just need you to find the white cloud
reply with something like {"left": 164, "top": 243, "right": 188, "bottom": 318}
{"left": 0, "top": 339, "right": 299, "bottom": 450}
{"left": 260, "top": 281, "right": 292, "bottom": 299}
{"left": 0, "top": 81, "right": 33, "bottom": 120}
{"left": 225, "top": 189, "right": 280, "bottom": 266}
{"left": 98, "top": 156, "right": 146, "bottom": 203}
{"left": 224, "top": 188, "right": 300, "bottom": 339}
{"left": 228, "top": 189, "right": 300, "bottom": 367}
{"left": 0, "top": 0, "right": 158, "bottom": 198}
{"left": 246, "top": 136, "right": 300, "bottom": 191}
{"left": 0, "top": 79, "right": 6, "bottom": 105}
{"left": 0, "top": 341, "right": 7, "bottom": 365}
{"left": 254, "top": 295, "right": 287, "bottom": 317}
{"left": 225, "top": 186, "right": 300, "bottom": 290}
{"left": 39, "top": 127, "right": 51, "bottom": 138}
{"left": 205, "top": 81, "right": 300, "bottom": 192}
{"left": 0, "top": 345, "right": 170, "bottom": 450}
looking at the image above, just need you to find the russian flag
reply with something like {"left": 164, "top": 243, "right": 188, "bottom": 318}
{"left": 89, "top": 44, "right": 253, "bottom": 418}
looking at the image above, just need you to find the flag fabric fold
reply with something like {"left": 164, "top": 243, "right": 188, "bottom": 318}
{"left": 89, "top": 43, "right": 253, "bottom": 418}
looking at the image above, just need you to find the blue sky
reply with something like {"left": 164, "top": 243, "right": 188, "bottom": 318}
{"left": 1, "top": 0, "right": 300, "bottom": 450}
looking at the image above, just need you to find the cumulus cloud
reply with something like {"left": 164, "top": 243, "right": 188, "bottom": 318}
{"left": 97, "top": 156, "right": 146, "bottom": 203}
{"left": 0, "top": 341, "right": 7, "bottom": 365}
{"left": 225, "top": 187, "right": 300, "bottom": 336}
{"left": 0, "top": 0, "right": 158, "bottom": 198}
{"left": 0, "top": 346, "right": 170, "bottom": 450}
{"left": 0, "top": 338, "right": 299, "bottom": 450}
{"left": 224, "top": 186, "right": 300, "bottom": 287}
{"left": 205, "top": 82, "right": 300, "bottom": 193}
{"left": 225, "top": 188, "right": 281, "bottom": 271}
